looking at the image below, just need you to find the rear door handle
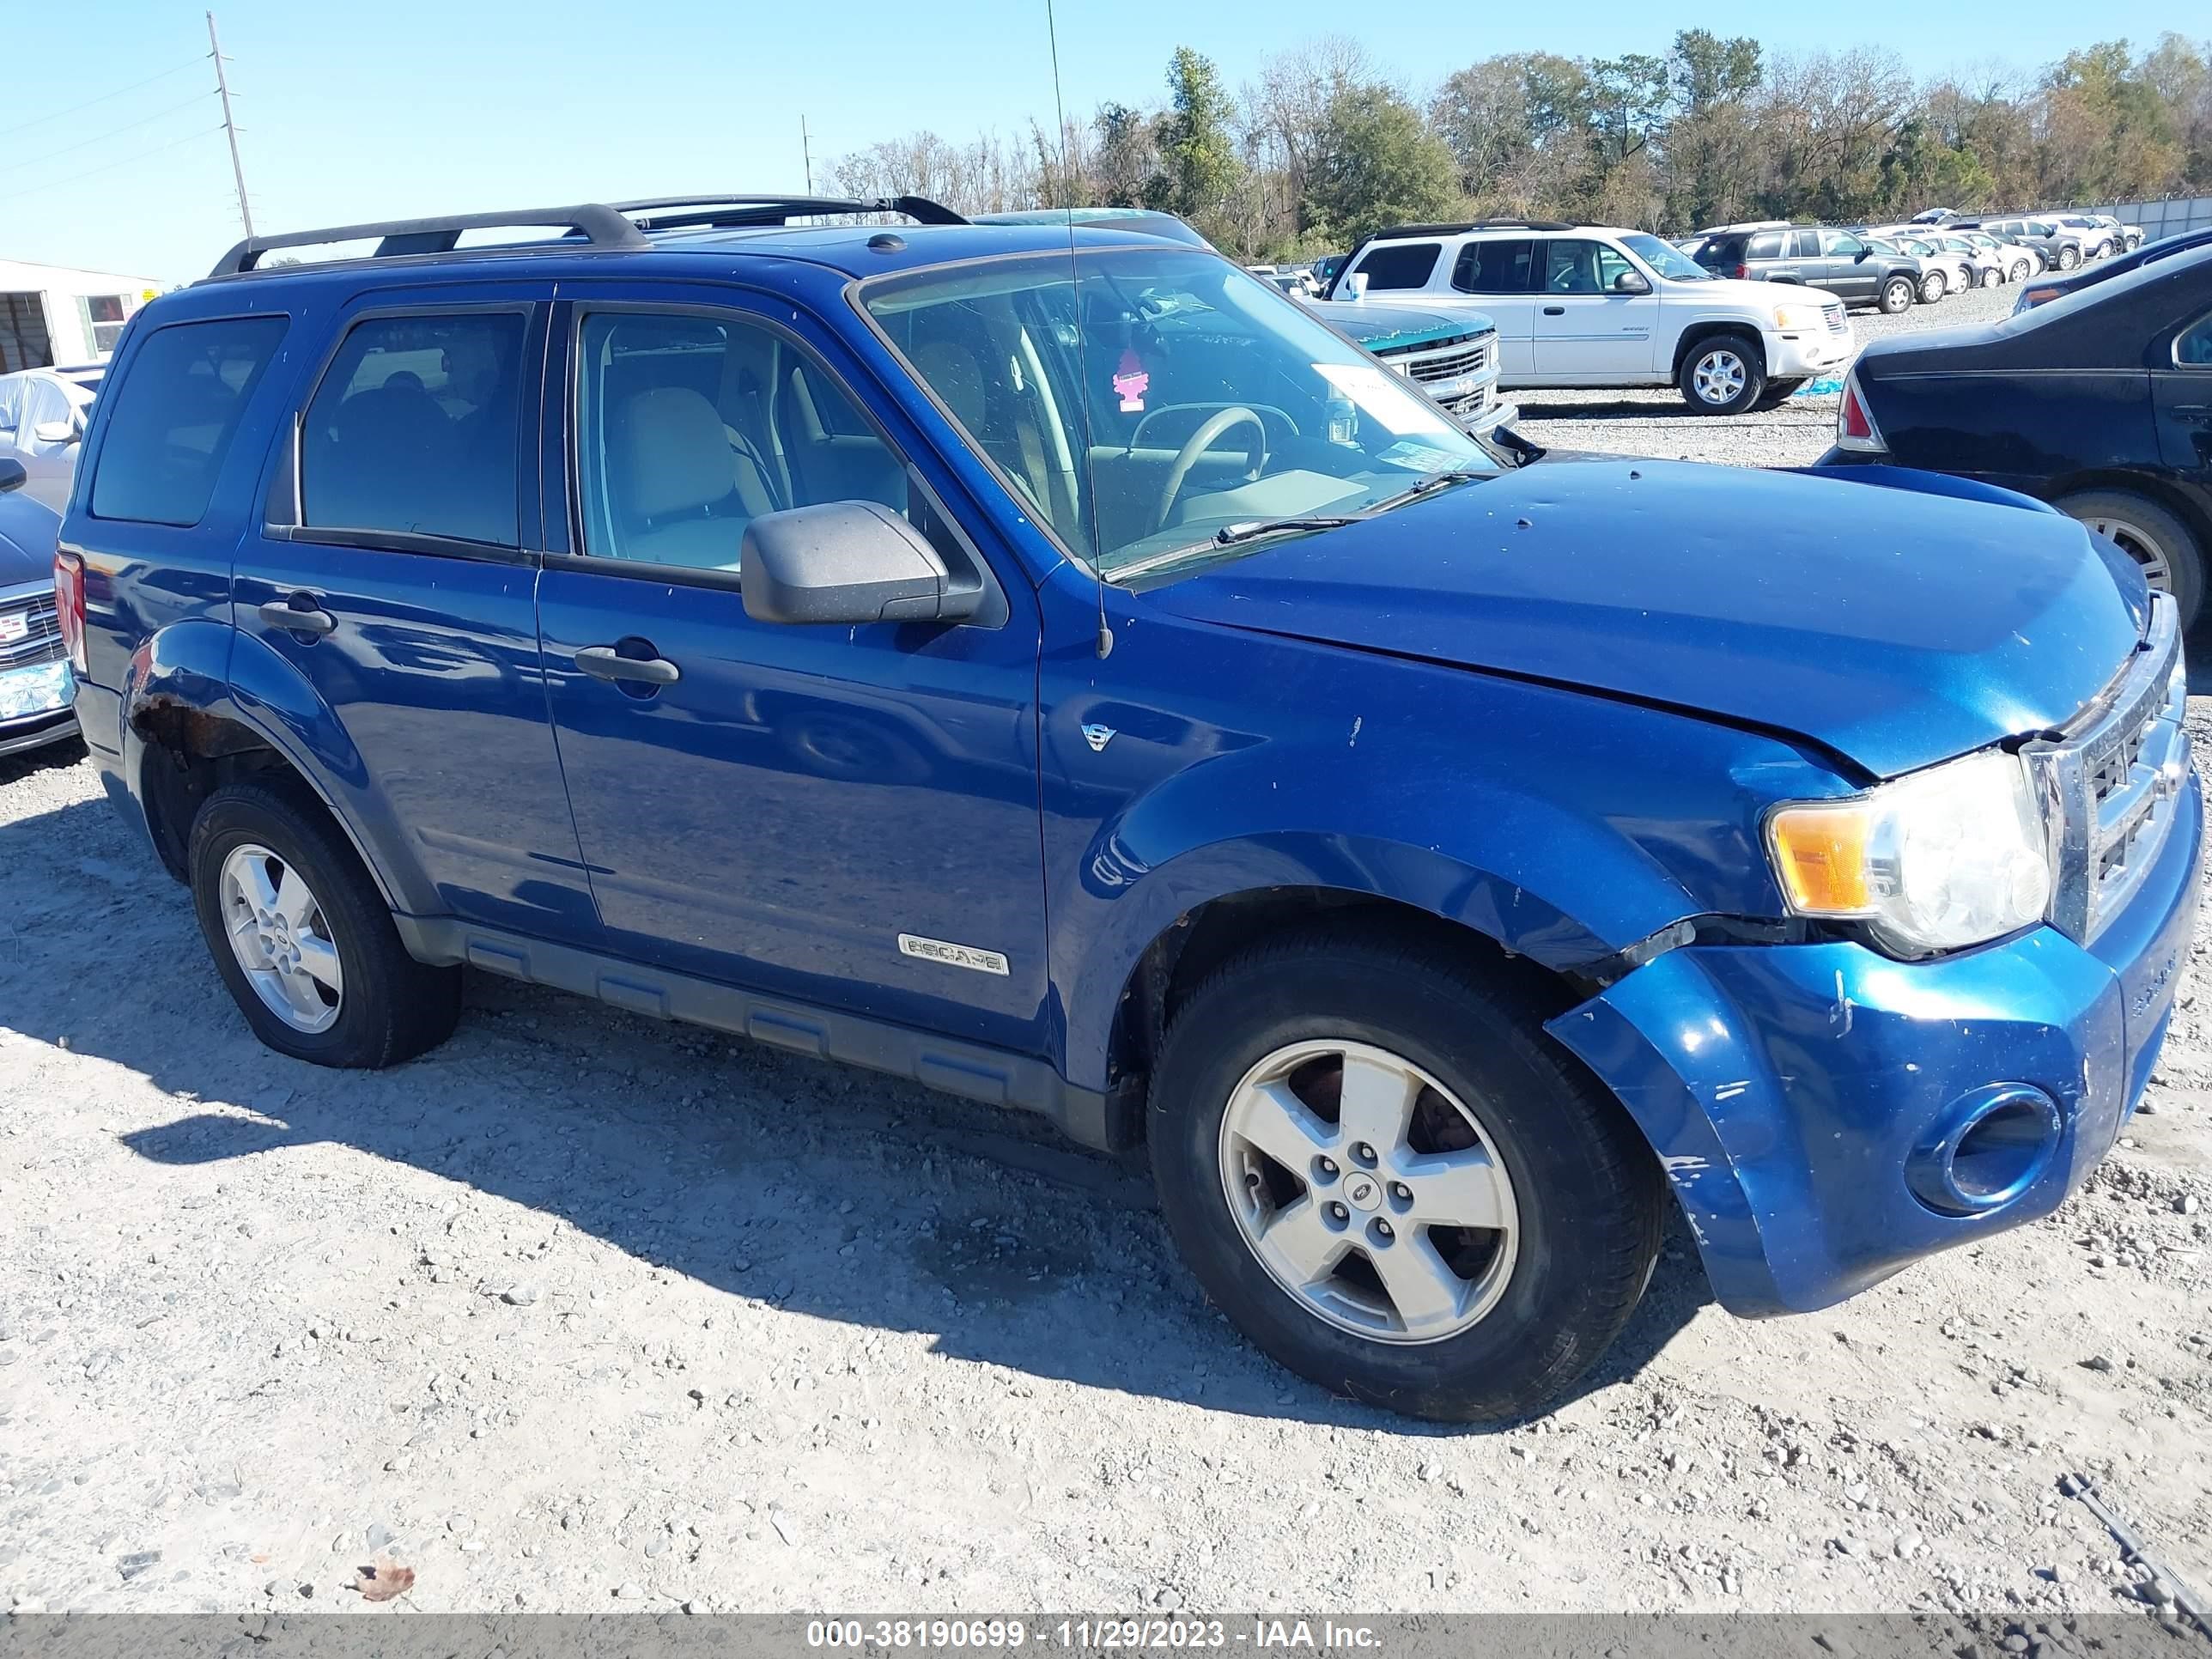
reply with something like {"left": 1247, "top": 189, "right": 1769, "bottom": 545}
{"left": 1542, "top": 305, "right": 1565, "bottom": 316}
{"left": 574, "top": 644, "right": 681, "bottom": 686}
{"left": 258, "top": 597, "right": 335, "bottom": 636}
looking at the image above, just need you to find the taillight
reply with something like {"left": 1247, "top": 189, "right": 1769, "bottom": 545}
{"left": 54, "top": 550, "right": 87, "bottom": 675}
{"left": 1836, "top": 375, "right": 1886, "bottom": 454}
{"left": 1734, "top": 264, "right": 1749, "bottom": 280}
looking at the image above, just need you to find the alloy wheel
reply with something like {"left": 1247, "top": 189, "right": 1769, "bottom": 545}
{"left": 2081, "top": 514, "right": 2176, "bottom": 592}
{"left": 1691, "top": 349, "right": 1747, "bottom": 406}
{"left": 1217, "top": 1038, "right": 1520, "bottom": 1344}
{"left": 218, "top": 842, "right": 344, "bottom": 1034}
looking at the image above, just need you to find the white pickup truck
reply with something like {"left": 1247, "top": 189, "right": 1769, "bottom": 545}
{"left": 1324, "top": 219, "right": 1856, "bottom": 415}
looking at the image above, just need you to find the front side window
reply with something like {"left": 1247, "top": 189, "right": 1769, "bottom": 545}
{"left": 300, "top": 311, "right": 526, "bottom": 547}
{"left": 862, "top": 246, "right": 1499, "bottom": 578}
{"left": 573, "top": 308, "right": 908, "bottom": 573}
{"left": 1452, "top": 238, "right": 1537, "bottom": 293}
{"left": 1351, "top": 242, "right": 1442, "bottom": 290}
{"left": 1822, "top": 231, "right": 1868, "bottom": 257}
{"left": 1542, "top": 240, "right": 1634, "bottom": 295}
{"left": 90, "top": 315, "right": 287, "bottom": 526}
{"left": 2177, "top": 311, "right": 2212, "bottom": 368}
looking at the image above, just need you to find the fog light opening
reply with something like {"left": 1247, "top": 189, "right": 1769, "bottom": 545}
{"left": 1906, "top": 1085, "right": 2063, "bottom": 1216}
{"left": 1948, "top": 1096, "right": 2057, "bottom": 1207}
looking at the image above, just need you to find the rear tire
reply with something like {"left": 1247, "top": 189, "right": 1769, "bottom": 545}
{"left": 1147, "top": 929, "right": 1665, "bottom": 1423}
{"left": 2058, "top": 246, "right": 2081, "bottom": 270}
{"left": 1675, "top": 333, "right": 1766, "bottom": 416}
{"left": 2010, "top": 258, "right": 2031, "bottom": 283}
{"left": 1879, "top": 276, "right": 1915, "bottom": 314}
{"left": 1919, "top": 270, "right": 1947, "bottom": 302}
{"left": 190, "top": 779, "right": 462, "bottom": 1068}
{"left": 2055, "top": 489, "right": 2204, "bottom": 629}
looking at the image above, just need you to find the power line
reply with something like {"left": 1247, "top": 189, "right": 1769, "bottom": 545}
{"left": 15, "top": 91, "right": 213, "bottom": 173}
{"left": 0, "top": 58, "right": 201, "bottom": 142}
{"left": 0, "top": 125, "right": 222, "bottom": 206}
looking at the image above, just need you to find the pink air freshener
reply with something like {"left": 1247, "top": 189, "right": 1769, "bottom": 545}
{"left": 1112, "top": 348, "right": 1149, "bottom": 413}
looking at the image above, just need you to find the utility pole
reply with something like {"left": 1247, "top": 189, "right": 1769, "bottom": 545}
{"left": 207, "top": 11, "right": 253, "bottom": 240}
{"left": 801, "top": 115, "right": 813, "bottom": 195}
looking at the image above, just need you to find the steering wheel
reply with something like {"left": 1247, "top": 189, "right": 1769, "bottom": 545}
{"left": 1152, "top": 406, "right": 1268, "bottom": 535}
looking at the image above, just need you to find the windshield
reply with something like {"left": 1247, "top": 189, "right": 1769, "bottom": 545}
{"left": 1620, "top": 233, "right": 1710, "bottom": 281}
{"left": 861, "top": 245, "right": 1499, "bottom": 578}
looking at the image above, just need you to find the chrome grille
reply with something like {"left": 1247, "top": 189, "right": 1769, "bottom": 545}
{"left": 0, "top": 591, "right": 64, "bottom": 672}
{"left": 1821, "top": 301, "right": 1848, "bottom": 334}
{"left": 1399, "top": 335, "right": 1493, "bottom": 382}
{"left": 2027, "top": 593, "right": 2189, "bottom": 944}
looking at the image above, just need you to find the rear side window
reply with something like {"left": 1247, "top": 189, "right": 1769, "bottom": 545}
{"left": 1451, "top": 239, "right": 1537, "bottom": 294}
{"left": 1352, "top": 242, "right": 1442, "bottom": 290}
{"left": 300, "top": 311, "right": 527, "bottom": 548}
{"left": 91, "top": 316, "right": 287, "bottom": 526}
{"left": 1746, "top": 232, "right": 1784, "bottom": 259}
{"left": 1787, "top": 229, "right": 1823, "bottom": 258}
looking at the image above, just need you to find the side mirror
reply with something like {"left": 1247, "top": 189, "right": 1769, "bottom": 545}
{"left": 1612, "top": 270, "right": 1651, "bottom": 294}
{"left": 33, "top": 420, "right": 77, "bottom": 447}
{"left": 1854, "top": 249, "right": 1872, "bottom": 261}
{"left": 0, "top": 458, "right": 23, "bottom": 495}
{"left": 740, "top": 500, "right": 980, "bottom": 626}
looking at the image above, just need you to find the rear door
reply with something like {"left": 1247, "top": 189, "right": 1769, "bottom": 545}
{"left": 1448, "top": 238, "right": 1539, "bottom": 378}
{"left": 532, "top": 283, "right": 1048, "bottom": 1054}
{"left": 1532, "top": 239, "right": 1659, "bottom": 380}
{"left": 1779, "top": 228, "right": 1830, "bottom": 289}
{"left": 230, "top": 283, "right": 600, "bottom": 944}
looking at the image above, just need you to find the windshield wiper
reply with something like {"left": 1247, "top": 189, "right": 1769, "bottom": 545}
{"left": 1365, "top": 468, "right": 1491, "bottom": 512}
{"left": 1106, "top": 515, "right": 1369, "bottom": 581}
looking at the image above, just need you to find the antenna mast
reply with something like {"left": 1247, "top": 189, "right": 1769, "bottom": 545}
{"left": 207, "top": 11, "right": 253, "bottom": 239}
{"left": 801, "top": 115, "right": 813, "bottom": 194}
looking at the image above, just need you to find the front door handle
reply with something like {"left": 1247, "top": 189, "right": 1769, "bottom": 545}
{"left": 258, "top": 597, "right": 335, "bottom": 637}
{"left": 574, "top": 644, "right": 681, "bottom": 686}
{"left": 1542, "top": 305, "right": 1566, "bottom": 316}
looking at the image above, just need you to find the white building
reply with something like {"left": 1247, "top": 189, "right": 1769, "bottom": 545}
{"left": 0, "top": 259, "right": 161, "bottom": 373}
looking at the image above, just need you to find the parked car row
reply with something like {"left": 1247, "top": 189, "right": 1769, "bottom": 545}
{"left": 1916, "top": 206, "right": 2145, "bottom": 258}
{"left": 1324, "top": 218, "right": 1854, "bottom": 414}
{"left": 1684, "top": 219, "right": 2071, "bottom": 312}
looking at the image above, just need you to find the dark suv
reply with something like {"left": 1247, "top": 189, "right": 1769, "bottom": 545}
{"left": 1693, "top": 222, "right": 1923, "bottom": 313}
{"left": 52, "top": 196, "right": 2199, "bottom": 1424}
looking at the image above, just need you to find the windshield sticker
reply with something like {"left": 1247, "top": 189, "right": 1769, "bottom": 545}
{"left": 1311, "top": 361, "right": 1455, "bottom": 436}
{"left": 1377, "top": 441, "right": 1471, "bottom": 473}
{"left": 1112, "top": 348, "right": 1149, "bottom": 413}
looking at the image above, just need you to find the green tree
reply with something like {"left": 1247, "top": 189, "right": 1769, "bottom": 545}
{"left": 1302, "top": 83, "right": 1462, "bottom": 245}
{"left": 1146, "top": 47, "right": 1244, "bottom": 236}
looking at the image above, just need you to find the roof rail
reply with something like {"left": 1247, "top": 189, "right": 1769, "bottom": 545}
{"left": 613, "top": 194, "right": 969, "bottom": 230}
{"left": 210, "top": 204, "right": 648, "bottom": 277}
{"left": 1370, "top": 219, "right": 1574, "bottom": 239}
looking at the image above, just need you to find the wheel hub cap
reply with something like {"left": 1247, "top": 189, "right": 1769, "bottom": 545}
{"left": 1217, "top": 1038, "right": 1520, "bottom": 1345}
{"left": 2081, "top": 515, "right": 2174, "bottom": 591}
{"left": 219, "top": 843, "right": 343, "bottom": 1035}
{"left": 1692, "top": 352, "right": 1744, "bottom": 404}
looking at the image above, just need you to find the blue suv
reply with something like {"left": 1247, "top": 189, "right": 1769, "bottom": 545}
{"left": 52, "top": 195, "right": 2201, "bottom": 1422}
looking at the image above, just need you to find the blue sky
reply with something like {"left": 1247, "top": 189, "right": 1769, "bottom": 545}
{"left": 5, "top": 0, "right": 2197, "bottom": 283}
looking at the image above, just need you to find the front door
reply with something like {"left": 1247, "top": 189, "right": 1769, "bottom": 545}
{"left": 533, "top": 289, "right": 1048, "bottom": 1054}
{"left": 1533, "top": 239, "right": 1660, "bottom": 380}
{"left": 2154, "top": 305, "right": 2212, "bottom": 477}
{"left": 1818, "top": 231, "right": 1875, "bottom": 302}
{"left": 230, "top": 283, "right": 600, "bottom": 943}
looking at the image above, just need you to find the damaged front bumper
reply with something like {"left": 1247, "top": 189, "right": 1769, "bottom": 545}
{"left": 1546, "top": 768, "right": 2202, "bottom": 1317}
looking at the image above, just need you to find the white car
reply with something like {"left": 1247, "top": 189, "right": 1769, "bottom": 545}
{"left": 1324, "top": 220, "right": 1855, "bottom": 415}
{"left": 0, "top": 367, "right": 99, "bottom": 514}
{"left": 1868, "top": 231, "right": 1974, "bottom": 300}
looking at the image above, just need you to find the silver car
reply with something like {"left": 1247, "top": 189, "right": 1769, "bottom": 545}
{"left": 0, "top": 367, "right": 99, "bottom": 514}
{"left": 1973, "top": 216, "right": 2085, "bottom": 271}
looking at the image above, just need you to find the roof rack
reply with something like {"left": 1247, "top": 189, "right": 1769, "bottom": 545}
{"left": 614, "top": 194, "right": 969, "bottom": 230}
{"left": 1370, "top": 219, "right": 1574, "bottom": 239}
{"left": 210, "top": 204, "right": 647, "bottom": 278}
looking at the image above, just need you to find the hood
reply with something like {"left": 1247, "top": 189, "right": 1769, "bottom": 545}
{"left": 1304, "top": 299, "right": 1493, "bottom": 351}
{"left": 1140, "top": 459, "right": 2144, "bottom": 780}
{"left": 0, "top": 492, "right": 59, "bottom": 589}
{"left": 1671, "top": 274, "right": 1809, "bottom": 309}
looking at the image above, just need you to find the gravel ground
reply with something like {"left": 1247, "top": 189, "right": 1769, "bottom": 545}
{"left": 4, "top": 266, "right": 2209, "bottom": 1625}
{"left": 1514, "top": 278, "right": 2021, "bottom": 467}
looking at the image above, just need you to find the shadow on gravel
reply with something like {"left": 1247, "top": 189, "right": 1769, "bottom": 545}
{"left": 7, "top": 790, "right": 1705, "bottom": 1431}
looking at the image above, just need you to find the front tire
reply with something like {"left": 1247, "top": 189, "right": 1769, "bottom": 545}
{"left": 1147, "top": 931, "right": 1665, "bottom": 1423}
{"left": 190, "top": 779, "right": 461, "bottom": 1068}
{"left": 1919, "top": 270, "right": 1948, "bottom": 302}
{"left": 2056, "top": 489, "right": 2205, "bottom": 629}
{"left": 1676, "top": 333, "right": 1766, "bottom": 416}
{"left": 1879, "top": 276, "right": 1915, "bottom": 314}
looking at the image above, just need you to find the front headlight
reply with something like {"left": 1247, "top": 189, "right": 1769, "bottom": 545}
{"left": 1765, "top": 749, "right": 2052, "bottom": 957}
{"left": 1771, "top": 302, "right": 1820, "bottom": 331}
